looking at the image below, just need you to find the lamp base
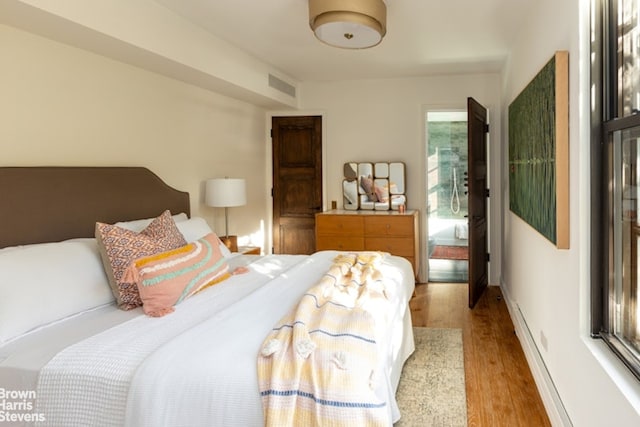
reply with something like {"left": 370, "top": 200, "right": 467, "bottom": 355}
{"left": 221, "top": 235, "right": 238, "bottom": 253}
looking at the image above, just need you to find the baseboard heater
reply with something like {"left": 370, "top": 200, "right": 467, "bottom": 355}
{"left": 501, "top": 283, "right": 573, "bottom": 426}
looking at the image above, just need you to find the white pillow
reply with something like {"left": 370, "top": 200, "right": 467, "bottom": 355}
{"left": 175, "top": 217, "right": 212, "bottom": 242}
{"left": 175, "top": 217, "right": 232, "bottom": 258}
{"left": 115, "top": 212, "right": 188, "bottom": 232}
{"left": 0, "top": 238, "right": 114, "bottom": 344}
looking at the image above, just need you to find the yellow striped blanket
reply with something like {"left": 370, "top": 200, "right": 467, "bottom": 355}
{"left": 257, "top": 252, "right": 392, "bottom": 426}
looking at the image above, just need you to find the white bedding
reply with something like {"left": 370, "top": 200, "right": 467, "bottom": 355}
{"left": 2, "top": 251, "right": 415, "bottom": 427}
{"left": 0, "top": 255, "right": 256, "bottom": 392}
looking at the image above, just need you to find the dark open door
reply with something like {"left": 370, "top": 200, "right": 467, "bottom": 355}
{"left": 467, "top": 97, "right": 489, "bottom": 308}
{"left": 272, "top": 116, "right": 322, "bottom": 254}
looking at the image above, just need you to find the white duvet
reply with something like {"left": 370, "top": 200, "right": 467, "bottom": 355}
{"left": 34, "top": 251, "right": 415, "bottom": 427}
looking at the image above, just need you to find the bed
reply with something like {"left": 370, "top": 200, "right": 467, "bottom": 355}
{"left": 0, "top": 167, "right": 416, "bottom": 426}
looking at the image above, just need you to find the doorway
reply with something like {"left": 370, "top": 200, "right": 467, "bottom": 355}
{"left": 426, "top": 111, "right": 469, "bottom": 283}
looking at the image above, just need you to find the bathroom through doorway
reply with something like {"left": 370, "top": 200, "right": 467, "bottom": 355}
{"left": 426, "top": 111, "right": 469, "bottom": 282}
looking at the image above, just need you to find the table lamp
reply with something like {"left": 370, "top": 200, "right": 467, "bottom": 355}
{"left": 205, "top": 177, "right": 246, "bottom": 252}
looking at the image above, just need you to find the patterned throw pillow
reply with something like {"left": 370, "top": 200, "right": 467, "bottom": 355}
{"left": 122, "top": 233, "right": 230, "bottom": 317}
{"left": 95, "top": 210, "right": 187, "bottom": 310}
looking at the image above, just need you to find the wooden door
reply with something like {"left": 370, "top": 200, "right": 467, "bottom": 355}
{"left": 272, "top": 116, "right": 322, "bottom": 254}
{"left": 467, "top": 97, "right": 489, "bottom": 308}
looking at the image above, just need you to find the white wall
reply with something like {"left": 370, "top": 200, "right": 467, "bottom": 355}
{"left": 501, "top": 0, "right": 640, "bottom": 424}
{"left": 299, "top": 75, "right": 502, "bottom": 283}
{"left": 0, "top": 0, "right": 298, "bottom": 108}
{"left": 0, "top": 24, "right": 270, "bottom": 251}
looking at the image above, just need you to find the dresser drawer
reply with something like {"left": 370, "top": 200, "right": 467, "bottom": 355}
{"left": 315, "top": 210, "right": 419, "bottom": 278}
{"left": 316, "top": 236, "right": 365, "bottom": 251}
{"left": 365, "top": 237, "right": 415, "bottom": 257}
{"left": 316, "top": 215, "right": 364, "bottom": 235}
{"left": 364, "top": 216, "right": 414, "bottom": 236}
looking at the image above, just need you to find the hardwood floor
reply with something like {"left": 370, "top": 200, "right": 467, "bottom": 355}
{"left": 409, "top": 282, "right": 551, "bottom": 427}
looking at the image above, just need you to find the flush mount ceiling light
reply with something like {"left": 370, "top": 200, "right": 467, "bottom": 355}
{"left": 308, "top": 0, "right": 387, "bottom": 49}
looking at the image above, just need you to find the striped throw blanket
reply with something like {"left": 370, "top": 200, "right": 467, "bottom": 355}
{"left": 257, "top": 252, "right": 392, "bottom": 426}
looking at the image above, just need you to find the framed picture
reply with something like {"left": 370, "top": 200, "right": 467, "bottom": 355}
{"left": 508, "top": 51, "right": 569, "bottom": 249}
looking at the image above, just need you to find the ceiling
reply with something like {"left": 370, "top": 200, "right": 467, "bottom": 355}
{"left": 154, "top": 0, "right": 534, "bottom": 82}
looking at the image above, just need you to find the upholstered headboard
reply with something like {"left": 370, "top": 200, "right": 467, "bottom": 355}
{"left": 0, "top": 167, "right": 190, "bottom": 248}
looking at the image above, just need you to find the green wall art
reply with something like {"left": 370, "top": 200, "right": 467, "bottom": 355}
{"left": 508, "top": 51, "right": 569, "bottom": 249}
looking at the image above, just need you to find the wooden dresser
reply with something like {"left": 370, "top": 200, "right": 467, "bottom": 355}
{"left": 315, "top": 210, "right": 419, "bottom": 277}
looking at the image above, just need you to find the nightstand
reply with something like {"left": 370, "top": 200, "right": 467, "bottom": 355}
{"left": 238, "top": 246, "right": 260, "bottom": 255}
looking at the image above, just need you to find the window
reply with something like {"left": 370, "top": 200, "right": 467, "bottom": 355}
{"left": 593, "top": 0, "right": 640, "bottom": 379}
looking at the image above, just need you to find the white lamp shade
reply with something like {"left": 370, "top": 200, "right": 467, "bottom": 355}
{"left": 205, "top": 178, "right": 246, "bottom": 207}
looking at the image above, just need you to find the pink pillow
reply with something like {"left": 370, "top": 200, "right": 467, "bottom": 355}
{"left": 374, "top": 184, "right": 389, "bottom": 203}
{"left": 123, "top": 233, "right": 230, "bottom": 317}
{"left": 360, "top": 175, "right": 378, "bottom": 202}
{"left": 95, "top": 210, "right": 187, "bottom": 310}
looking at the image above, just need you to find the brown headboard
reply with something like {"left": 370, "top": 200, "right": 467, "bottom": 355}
{"left": 0, "top": 167, "right": 190, "bottom": 248}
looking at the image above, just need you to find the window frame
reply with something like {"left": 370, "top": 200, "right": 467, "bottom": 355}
{"left": 592, "top": 0, "right": 640, "bottom": 381}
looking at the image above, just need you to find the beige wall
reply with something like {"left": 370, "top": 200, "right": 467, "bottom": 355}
{"left": 500, "top": 0, "right": 640, "bottom": 424}
{"left": 0, "top": 24, "right": 270, "bottom": 250}
{"left": 0, "top": 0, "right": 298, "bottom": 108}
{"left": 299, "top": 75, "right": 502, "bottom": 282}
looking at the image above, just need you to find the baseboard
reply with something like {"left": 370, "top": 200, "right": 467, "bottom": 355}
{"left": 500, "top": 281, "right": 573, "bottom": 426}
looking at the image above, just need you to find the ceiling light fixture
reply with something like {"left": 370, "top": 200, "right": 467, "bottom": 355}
{"left": 308, "top": 0, "right": 387, "bottom": 49}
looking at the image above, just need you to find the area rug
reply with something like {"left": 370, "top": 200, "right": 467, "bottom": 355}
{"left": 395, "top": 327, "right": 467, "bottom": 426}
{"left": 430, "top": 245, "right": 469, "bottom": 260}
